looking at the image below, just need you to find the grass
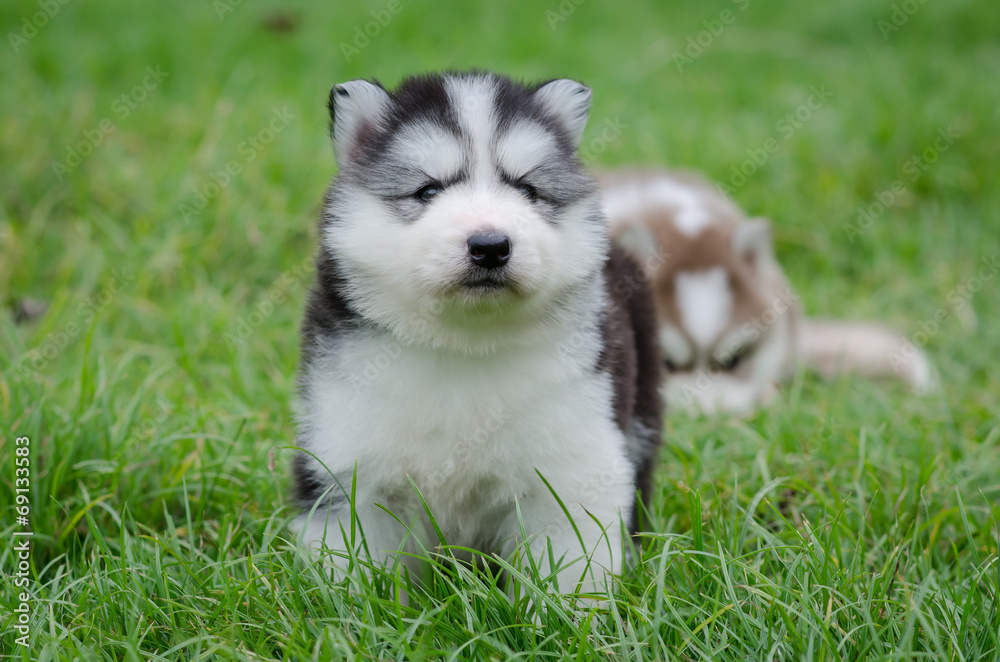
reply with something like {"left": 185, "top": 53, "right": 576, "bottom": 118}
{"left": 1, "top": 0, "right": 999, "bottom": 658}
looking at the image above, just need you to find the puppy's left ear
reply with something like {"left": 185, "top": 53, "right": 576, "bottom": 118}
{"left": 731, "top": 217, "right": 774, "bottom": 270}
{"left": 533, "top": 79, "right": 592, "bottom": 148}
{"left": 329, "top": 79, "right": 391, "bottom": 164}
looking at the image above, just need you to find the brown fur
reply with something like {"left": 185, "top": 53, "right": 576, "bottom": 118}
{"left": 643, "top": 218, "right": 780, "bottom": 352}
{"left": 600, "top": 168, "right": 797, "bottom": 364}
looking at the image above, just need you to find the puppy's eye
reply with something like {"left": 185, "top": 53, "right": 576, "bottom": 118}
{"left": 516, "top": 182, "right": 538, "bottom": 202}
{"left": 712, "top": 346, "right": 749, "bottom": 372}
{"left": 414, "top": 184, "right": 442, "bottom": 202}
{"left": 716, "top": 354, "right": 741, "bottom": 371}
{"left": 664, "top": 358, "right": 678, "bottom": 372}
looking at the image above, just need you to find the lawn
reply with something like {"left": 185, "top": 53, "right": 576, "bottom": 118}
{"left": 1, "top": 0, "right": 998, "bottom": 659}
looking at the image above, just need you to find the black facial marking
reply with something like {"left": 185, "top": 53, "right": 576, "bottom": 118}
{"left": 494, "top": 76, "right": 576, "bottom": 157}
{"left": 711, "top": 341, "right": 756, "bottom": 373}
{"left": 352, "top": 74, "right": 463, "bottom": 169}
{"left": 516, "top": 181, "right": 538, "bottom": 202}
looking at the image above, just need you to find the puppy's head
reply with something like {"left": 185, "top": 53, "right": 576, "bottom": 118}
{"left": 606, "top": 173, "right": 796, "bottom": 414}
{"left": 323, "top": 72, "right": 607, "bottom": 352}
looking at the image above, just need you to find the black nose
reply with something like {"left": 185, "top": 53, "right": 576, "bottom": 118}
{"left": 467, "top": 233, "right": 511, "bottom": 270}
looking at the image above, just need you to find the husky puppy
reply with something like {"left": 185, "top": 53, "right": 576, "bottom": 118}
{"left": 291, "top": 73, "right": 662, "bottom": 594}
{"left": 599, "top": 167, "right": 936, "bottom": 415}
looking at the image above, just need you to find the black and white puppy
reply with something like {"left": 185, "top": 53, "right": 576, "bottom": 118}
{"left": 291, "top": 71, "right": 662, "bottom": 594}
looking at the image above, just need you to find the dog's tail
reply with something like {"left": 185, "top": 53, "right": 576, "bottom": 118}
{"left": 797, "top": 319, "right": 938, "bottom": 393}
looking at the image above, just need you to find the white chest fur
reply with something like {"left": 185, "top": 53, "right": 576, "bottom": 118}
{"left": 297, "top": 321, "right": 633, "bottom": 556}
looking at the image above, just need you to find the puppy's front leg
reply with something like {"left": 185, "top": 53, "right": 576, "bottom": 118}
{"left": 295, "top": 490, "right": 421, "bottom": 585}
{"left": 509, "top": 484, "right": 628, "bottom": 598}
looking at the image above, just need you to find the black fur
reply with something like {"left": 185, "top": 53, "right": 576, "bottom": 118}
{"left": 299, "top": 195, "right": 364, "bottom": 350}
{"left": 599, "top": 246, "right": 665, "bottom": 533}
{"left": 291, "top": 452, "right": 346, "bottom": 511}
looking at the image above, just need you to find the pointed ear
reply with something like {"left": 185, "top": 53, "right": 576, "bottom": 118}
{"left": 730, "top": 218, "right": 773, "bottom": 269}
{"left": 329, "top": 80, "right": 391, "bottom": 164}
{"left": 533, "top": 79, "right": 591, "bottom": 148}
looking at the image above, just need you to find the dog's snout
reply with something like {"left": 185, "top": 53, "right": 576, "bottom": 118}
{"left": 467, "top": 233, "right": 511, "bottom": 270}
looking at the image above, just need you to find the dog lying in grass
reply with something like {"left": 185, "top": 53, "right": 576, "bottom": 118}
{"left": 599, "top": 167, "right": 936, "bottom": 415}
{"left": 290, "top": 72, "right": 663, "bottom": 594}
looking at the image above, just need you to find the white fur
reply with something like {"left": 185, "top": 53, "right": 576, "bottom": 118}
{"left": 532, "top": 79, "right": 591, "bottom": 147}
{"left": 730, "top": 218, "right": 772, "bottom": 259}
{"left": 664, "top": 371, "right": 768, "bottom": 416}
{"left": 446, "top": 76, "right": 497, "bottom": 180}
{"left": 797, "top": 320, "right": 939, "bottom": 394}
{"left": 331, "top": 80, "right": 391, "bottom": 164}
{"left": 614, "top": 224, "right": 660, "bottom": 265}
{"left": 664, "top": 317, "right": 790, "bottom": 416}
{"left": 712, "top": 327, "right": 753, "bottom": 366}
{"left": 495, "top": 123, "right": 558, "bottom": 179}
{"left": 602, "top": 177, "right": 714, "bottom": 238}
{"left": 659, "top": 324, "right": 692, "bottom": 367}
{"left": 675, "top": 268, "right": 732, "bottom": 348}
{"left": 390, "top": 122, "right": 465, "bottom": 182}
{"left": 296, "top": 296, "right": 630, "bottom": 592}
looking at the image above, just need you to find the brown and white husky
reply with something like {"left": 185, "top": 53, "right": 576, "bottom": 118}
{"left": 599, "top": 167, "right": 936, "bottom": 415}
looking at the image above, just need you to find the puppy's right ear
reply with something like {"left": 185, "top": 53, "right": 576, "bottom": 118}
{"left": 533, "top": 79, "right": 591, "bottom": 149}
{"left": 329, "top": 80, "right": 390, "bottom": 164}
{"left": 730, "top": 217, "right": 773, "bottom": 270}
